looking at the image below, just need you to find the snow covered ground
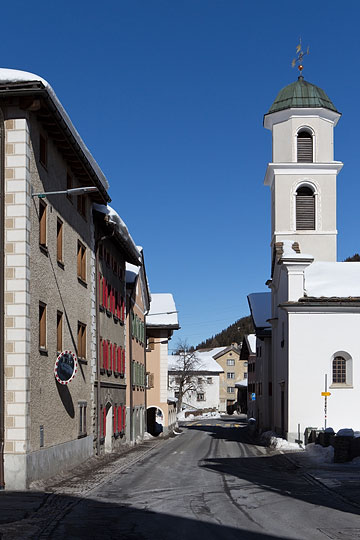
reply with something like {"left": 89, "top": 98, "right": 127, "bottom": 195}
{"left": 261, "top": 431, "right": 303, "bottom": 451}
{"left": 177, "top": 410, "right": 221, "bottom": 421}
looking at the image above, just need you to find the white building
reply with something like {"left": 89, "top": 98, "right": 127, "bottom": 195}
{"left": 248, "top": 74, "right": 360, "bottom": 442}
{"left": 168, "top": 349, "right": 223, "bottom": 411}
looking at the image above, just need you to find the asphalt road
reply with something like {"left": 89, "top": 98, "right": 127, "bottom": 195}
{"left": 50, "top": 416, "right": 360, "bottom": 540}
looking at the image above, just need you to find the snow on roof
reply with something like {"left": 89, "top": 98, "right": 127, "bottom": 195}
{"left": 0, "top": 68, "right": 109, "bottom": 191}
{"left": 126, "top": 262, "right": 140, "bottom": 284}
{"left": 248, "top": 292, "right": 271, "bottom": 329}
{"left": 93, "top": 203, "right": 141, "bottom": 264}
{"left": 168, "top": 350, "right": 224, "bottom": 373}
{"left": 235, "top": 379, "right": 248, "bottom": 387}
{"left": 245, "top": 334, "right": 256, "bottom": 354}
{"left": 305, "top": 262, "right": 360, "bottom": 298}
{"left": 147, "top": 294, "right": 179, "bottom": 328}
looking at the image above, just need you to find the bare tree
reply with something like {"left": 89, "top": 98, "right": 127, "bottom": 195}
{"left": 169, "top": 341, "right": 206, "bottom": 412}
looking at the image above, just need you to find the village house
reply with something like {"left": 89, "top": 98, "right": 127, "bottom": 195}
{"left": 0, "top": 68, "right": 110, "bottom": 489}
{"left": 168, "top": 349, "right": 223, "bottom": 412}
{"left": 125, "top": 248, "right": 150, "bottom": 443}
{"left": 211, "top": 345, "right": 243, "bottom": 413}
{"left": 248, "top": 73, "right": 360, "bottom": 441}
{"left": 146, "top": 294, "right": 179, "bottom": 436}
{"left": 93, "top": 204, "right": 141, "bottom": 455}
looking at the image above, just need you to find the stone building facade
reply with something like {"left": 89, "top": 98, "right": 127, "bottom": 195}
{"left": 0, "top": 69, "right": 110, "bottom": 489}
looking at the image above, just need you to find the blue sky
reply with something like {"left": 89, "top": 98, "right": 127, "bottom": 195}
{"left": 3, "top": 1, "right": 360, "bottom": 347}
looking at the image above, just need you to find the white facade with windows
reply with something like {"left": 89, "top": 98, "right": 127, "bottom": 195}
{"left": 248, "top": 76, "right": 360, "bottom": 442}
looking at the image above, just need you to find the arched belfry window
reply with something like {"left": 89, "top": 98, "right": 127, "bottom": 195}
{"left": 297, "top": 130, "right": 313, "bottom": 162}
{"left": 296, "top": 185, "right": 315, "bottom": 230}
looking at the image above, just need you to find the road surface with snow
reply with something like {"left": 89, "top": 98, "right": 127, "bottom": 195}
{"left": 50, "top": 416, "right": 360, "bottom": 539}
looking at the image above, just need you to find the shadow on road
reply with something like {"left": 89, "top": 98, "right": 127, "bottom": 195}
{"left": 0, "top": 490, "right": 296, "bottom": 540}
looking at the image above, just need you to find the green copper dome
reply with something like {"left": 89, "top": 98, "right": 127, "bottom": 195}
{"left": 268, "top": 76, "right": 338, "bottom": 114}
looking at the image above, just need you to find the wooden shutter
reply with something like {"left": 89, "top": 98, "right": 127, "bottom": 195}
{"left": 122, "top": 349, "right": 125, "bottom": 374}
{"left": 39, "top": 303, "right": 46, "bottom": 348}
{"left": 297, "top": 131, "right": 313, "bottom": 162}
{"left": 296, "top": 187, "right": 315, "bottom": 230}
{"left": 122, "top": 406, "right": 126, "bottom": 431}
{"left": 39, "top": 201, "right": 47, "bottom": 246}
{"left": 57, "top": 219, "right": 63, "bottom": 262}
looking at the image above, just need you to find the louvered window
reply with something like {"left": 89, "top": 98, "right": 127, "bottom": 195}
{"left": 297, "top": 130, "right": 313, "bottom": 162}
{"left": 296, "top": 186, "right": 315, "bottom": 230}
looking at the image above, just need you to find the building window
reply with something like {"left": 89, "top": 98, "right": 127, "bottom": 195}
{"left": 77, "top": 241, "right": 86, "bottom": 282}
{"left": 227, "top": 372, "right": 235, "bottom": 379}
{"left": 39, "top": 200, "right": 47, "bottom": 248}
{"left": 77, "top": 193, "right": 86, "bottom": 218}
{"left": 227, "top": 359, "right": 235, "bottom": 366}
{"left": 332, "top": 355, "right": 349, "bottom": 385}
{"left": 57, "top": 219, "right": 63, "bottom": 264}
{"left": 39, "top": 134, "right": 47, "bottom": 167}
{"left": 207, "top": 377, "right": 213, "bottom": 384}
{"left": 39, "top": 302, "right": 47, "bottom": 350}
{"left": 78, "top": 401, "right": 87, "bottom": 437}
{"left": 197, "top": 377, "right": 202, "bottom": 384}
{"left": 227, "top": 387, "right": 235, "bottom": 394}
{"left": 297, "top": 129, "right": 313, "bottom": 163}
{"left": 57, "top": 311, "right": 63, "bottom": 352}
{"left": 77, "top": 322, "right": 86, "bottom": 360}
{"left": 296, "top": 185, "right": 315, "bottom": 230}
{"left": 197, "top": 393, "right": 205, "bottom": 401}
{"left": 244, "top": 373, "right": 248, "bottom": 379}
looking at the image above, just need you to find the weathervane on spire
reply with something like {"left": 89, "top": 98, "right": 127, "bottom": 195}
{"left": 291, "top": 38, "right": 310, "bottom": 76}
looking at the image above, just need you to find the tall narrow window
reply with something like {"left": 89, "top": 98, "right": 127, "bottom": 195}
{"left": 57, "top": 219, "right": 63, "bottom": 263}
{"left": 39, "top": 134, "right": 47, "bottom": 167}
{"left": 297, "top": 130, "right": 313, "bottom": 162}
{"left": 39, "top": 200, "right": 47, "bottom": 247}
{"left": 57, "top": 311, "right": 63, "bottom": 352}
{"left": 296, "top": 186, "right": 315, "bottom": 230}
{"left": 39, "top": 302, "right": 47, "bottom": 350}
{"left": 77, "top": 241, "right": 86, "bottom": 282}
{"left": 77, "top": 194, "right": 86, "bottom": 218}
{"left": 333, "top": 356, "right": 346, "bottom": 384}
{"left": 78, "top": 322, "right": 86, "bottom": 359}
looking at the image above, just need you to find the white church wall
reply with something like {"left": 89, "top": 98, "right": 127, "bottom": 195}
{"left": 287, "top": 311, "right": 360, "bottom": 441}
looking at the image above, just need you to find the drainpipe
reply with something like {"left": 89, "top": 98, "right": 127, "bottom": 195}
{"left": 144, "top": 314, "right": 147, "bottom": 434}
{"left": 0, "top": 109, "right": 4, "bottom": 489}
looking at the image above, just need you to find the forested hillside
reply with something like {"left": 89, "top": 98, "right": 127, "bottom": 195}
{"left": 196, "top": 315, "right": 253, "bottom": 349}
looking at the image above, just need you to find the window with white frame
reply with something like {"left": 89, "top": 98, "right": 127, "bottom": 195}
{"left": 197, "top": 392, "right": 205, "bottom": 401}
{"left": 331, "top": 352, "right": 353, "bottom": 387}
{"left": 227, "top": 359, "right": 235, "bottom": 366}
{"left": 227, "top": 387, "right": 235, "bottom": 394}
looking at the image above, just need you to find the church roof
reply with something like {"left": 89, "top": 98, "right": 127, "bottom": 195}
{"left": 267, "top": 76, "right": 338, "bottom": 115}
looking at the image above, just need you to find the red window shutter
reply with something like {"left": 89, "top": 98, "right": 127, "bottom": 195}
{"left": 122, "top": 406, "right": 126, "bottom": 431}
{"left": 113, "top": 344, "right": 116, "bottom": 372}
{"left": 101, "top": 339, "right": 105, "bottom": 370}
{"left": 104, "top": 278, "right": 108, "bottom": 310}
{"left": 105, "top": 340, "right": 109, "bottom": 370}
{"left": 116, "top": 291, "right": 120, "bottom": 319}
{"left": 99, "top": 274, "right": 102, "bottom": 306}
{"left": 118, "top": 405, "right": 122, "bottom": 432}
{"left": 122, "top": 348, "right": 126, "bottom": 374}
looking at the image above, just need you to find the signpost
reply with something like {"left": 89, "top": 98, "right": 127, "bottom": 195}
{"left": 322, "top": 374, "right": 331, "bottom": 429}
{"left": 54, "top": 351, "right": 78, "bottom": 385}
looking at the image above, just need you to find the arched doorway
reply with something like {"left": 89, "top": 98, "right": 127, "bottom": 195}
{"left": 105, "top": 403, "right": 113, "bottom": 453}
{"left": 146, "top": 406, "right": 164, "bottom": 437}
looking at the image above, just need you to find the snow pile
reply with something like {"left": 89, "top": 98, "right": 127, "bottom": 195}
{"left": 261, "top": 431, "right": 302, "bottom": 450}
{"left": 143, "top": 432, "right": 155, "bottom": 440}
{"left": 177, "top": 410, "right": 221, "bottom": 421}
{"left": 305, "top": 443, "right": 334, "bottom": 463}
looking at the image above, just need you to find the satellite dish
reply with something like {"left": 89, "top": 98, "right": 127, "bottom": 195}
{"left": 54, "top": 351, "right": 78, "bottom": 385}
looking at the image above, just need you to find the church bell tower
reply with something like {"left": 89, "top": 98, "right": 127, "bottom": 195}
{"left": 264, "top": 75, "right": 343, "bottom": 264}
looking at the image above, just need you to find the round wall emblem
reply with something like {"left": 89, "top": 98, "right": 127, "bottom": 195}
{"left": 54, "top": 351, "right": 78, "bottom": 385}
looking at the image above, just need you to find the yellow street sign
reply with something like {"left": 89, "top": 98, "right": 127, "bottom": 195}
{"left": 321, "top": 391, "right": 331, "bottom": 396}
